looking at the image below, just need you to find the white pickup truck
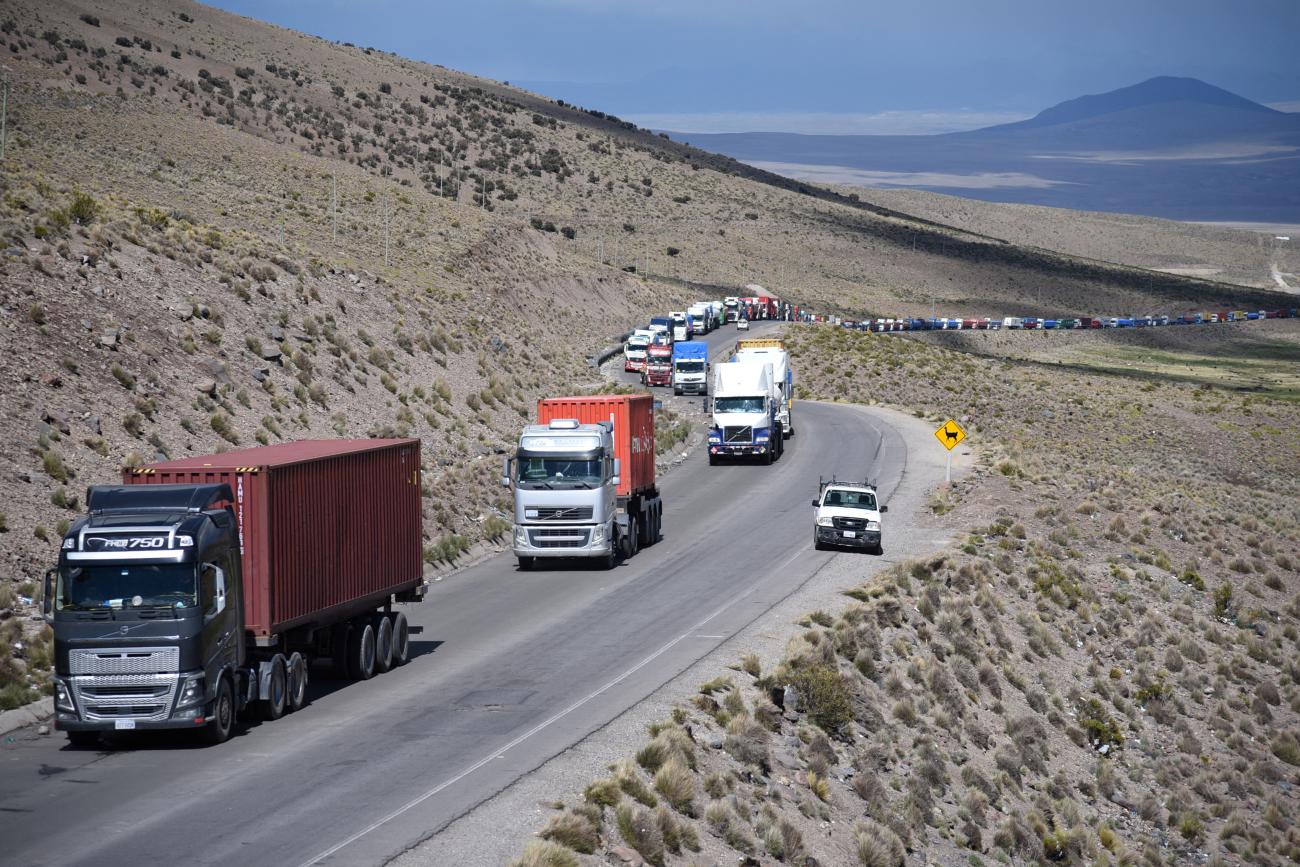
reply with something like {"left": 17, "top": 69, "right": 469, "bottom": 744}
{"left": 812, "top": 479, "right": 886, "bottom": 554}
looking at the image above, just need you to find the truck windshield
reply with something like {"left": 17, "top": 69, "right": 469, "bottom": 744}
{"left": 57, "top": 564, "right": 198, "bottom": 610}
{"left": 714, "top": 397, "right": 765, "bottom": 413}
{"left": 823, "top": 490, "right": 877, "bottom": 510}
{"left": 675, "top": 361, "right": 705, "bottom": 373}
{"left": 518, "top": 458, "right": 603, "bottom": 487}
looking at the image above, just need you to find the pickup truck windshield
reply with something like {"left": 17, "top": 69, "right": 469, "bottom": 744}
{"left": 518, "top": 458, "right": 603, "bottom": 487}
{"left": 714, "top": 397, "right": 765, "bottom": 413}
{"left": 822, "top": 490, "right": 877, "bottom": 510}
{"left": 675, "top": 361, "right": 705, "bottom": 373}
{"left": 57, "top": 564, "right": 198, "bottom": 610}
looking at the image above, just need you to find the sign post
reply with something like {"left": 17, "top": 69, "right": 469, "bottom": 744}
{"left": 933, "top": 418, "right": 967, "bottom": 484}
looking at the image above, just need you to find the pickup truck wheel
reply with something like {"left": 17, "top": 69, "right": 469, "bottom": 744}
{"left": 814, "top": 534, "right": 828, "bottom": 551}
{"left": 871, "top": 542, "right": 884, "bottom": 556}
{"left": 286, "top": 652, "right": 308, "bottom": 712}
{"left": 373, "top": 614, "right": 394, "bottom": 674}
{"left": 517, "top": 556, "right": 534, "bottom": 571}
{"left": 66, "top": 730, "right": 101, "bottom": 749}
{"left": 348, "top": 621, "right": 376, "bottom": 681}
{"left": 201, "top": 676, "right": 235, "bottom": 745}
{"left": 389, "top": 612, "right": 411, "bottom": 667}
{"left": 257, "top": 655, "right": 288, "bottom": 721}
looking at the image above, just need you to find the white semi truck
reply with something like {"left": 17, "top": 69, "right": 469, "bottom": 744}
{"left": 707, "top": 360, "right": 784, "bottom": 465}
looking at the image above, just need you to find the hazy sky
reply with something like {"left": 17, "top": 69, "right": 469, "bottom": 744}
{"left": 207, "top": 0, "right": 1300, "bottom": 133}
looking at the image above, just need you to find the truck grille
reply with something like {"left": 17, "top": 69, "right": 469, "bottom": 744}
{"left": 832, "top": 516, "right": 867, "bottom": 531}
{"left": 70, "top": 673, "right": 177, "bottom": 722}
{"left": 528, "top": 528, "right": 592, "bottom": 549}
{"left": 69, "top": 647, "right": 179, "bottom": 675}
{"left": 723, "top": 426, "right": 753, "bottom": 444}
{"left": 533, "top": 506, "right": 594, "bottom": 521}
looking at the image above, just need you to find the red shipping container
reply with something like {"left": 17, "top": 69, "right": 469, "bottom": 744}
{"left": 537, "top": 395, "right": 656, "bottom": 498}
{"left": 123, "top": 439, "right": 422, "bottom": 641}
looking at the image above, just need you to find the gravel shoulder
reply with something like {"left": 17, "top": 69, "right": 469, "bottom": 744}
{"left": 391, "top": 403, "right": 972, "bottom": 867}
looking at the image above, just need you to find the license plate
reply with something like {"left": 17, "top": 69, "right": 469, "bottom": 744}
{"left": 114, "top": 719, "right": 136, "bottom": 730}
{"left": 842, "top": 530, "right": 856, "bottom": 538}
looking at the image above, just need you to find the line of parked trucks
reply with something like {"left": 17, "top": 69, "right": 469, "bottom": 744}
{"left": 826, "top": 308, "right": 1300, "bottom": 332}
{"left": 45, "top": 292, "right": 802, "bottom": 747}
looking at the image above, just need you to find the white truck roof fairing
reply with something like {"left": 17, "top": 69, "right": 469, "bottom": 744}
{"left": 713, "top": 359, "right": 773, "bottom": 398}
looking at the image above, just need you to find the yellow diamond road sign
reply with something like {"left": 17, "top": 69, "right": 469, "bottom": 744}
{"left": 935, "top": 419, "right": 967, "bottom": 451}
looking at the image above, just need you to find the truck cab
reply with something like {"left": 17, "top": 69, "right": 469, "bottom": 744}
{"left": 642, "top": 343, "right": 673, "bottom": 387}
{"left": 624, "top": 333, "right": 650, "bottom": 372}
{"left": 812, "top": 480, "right": 886, "bottom": 554}
{"left": 670, "top": 311, "right": 691, "bottom": 342}
{"left": 47, "top": 484, "right": 245, "bottom": 744}
{"left": 672, "top": 341, "right": 709, "bottom": 396}
{"left": 708, "top": 361, "right": 783, "bottom": 465}
{"left": 508, "top": 419, "right": 620, "bottom": 570}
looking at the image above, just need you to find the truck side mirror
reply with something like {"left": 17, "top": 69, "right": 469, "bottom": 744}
{"left": 611, "top": 458, "right": 621, "bottom": 488}
{"left": 42, "top": 568, "right": 55, "bottom": 622}
{"left": 811, "top": 500, "right": 818, "bottom": 507}
{"left": 501, "top": 457, "right": 512, "bottom": 488}
{"left": 880, "top": 505, "right": 888, "bottom": 513}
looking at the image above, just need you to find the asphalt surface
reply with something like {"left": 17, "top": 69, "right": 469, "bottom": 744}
{"left": 0, "top": 321, "right": 923, "bottom": 867}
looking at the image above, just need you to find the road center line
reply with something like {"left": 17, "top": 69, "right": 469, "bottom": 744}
{"left": 297, "top": 543, "right": 808, "bottom": 867}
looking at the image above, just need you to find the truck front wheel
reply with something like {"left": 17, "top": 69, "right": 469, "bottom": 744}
{"left": 201, "top": 676, "right": 235, "bottom": 745}
{"left": 348, "top": 620, "right": 377, "bottom": 681}
{"left": 517, "top": 556, "right": 535, "bottom": 571}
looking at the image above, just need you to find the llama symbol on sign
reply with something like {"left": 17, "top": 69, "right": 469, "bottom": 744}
{"left": 934, "top": 419, "right": 966, "bottom": 451}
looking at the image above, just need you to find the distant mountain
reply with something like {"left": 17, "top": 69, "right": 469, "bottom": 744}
{"left": 986, "top": 76, "right": 1282, "bottom": 132}
{"left": 673, "top": 78, "right": 1300, "bottom": 222}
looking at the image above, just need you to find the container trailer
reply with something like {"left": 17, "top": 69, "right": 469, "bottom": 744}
{"left": 45, "top": 440, "right": 425, "bottom": 746}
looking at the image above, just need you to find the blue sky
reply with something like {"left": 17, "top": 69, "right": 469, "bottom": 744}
{"left": 207, "top": 0, "right": 1300, "bottom": 133}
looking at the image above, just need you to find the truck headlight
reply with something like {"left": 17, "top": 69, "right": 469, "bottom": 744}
{"left": 816, "top": 517, "right": 834, "bottom": 527}
{"left": 591, "top": 524, "right": 606, "bottom": 545}
{"left": 176, "top": 673, "right": 206, "bottom": 708}
{"left": 707, "top": 432, "right": 721, "bottom": 443}
{"left": 62, "top": 537, "right": 76, "bottom": 551}
{"left": 866, "top": 521, "right": 881, "bottom": 531}
{"left": 514, "top": 526, "right": 528, "bottom": 547}
{"left": 176, "top": 534, "right": 194, "bottom": 548}
{"left": 755, "top": 429, "right": 771, "bottom": 442}
{"left": 53, "top": 677, "right": 75, "bottom": 713}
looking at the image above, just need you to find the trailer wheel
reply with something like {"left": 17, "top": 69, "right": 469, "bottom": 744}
{"left": 373, "top": 614, "right": 394, "bottom": 674}
{"left": 286, "top": 652, "right": 308, "bottom": 712}
{"left": 389, "top": 612, "right": 411, "bottom": 667}
{"left": 257, "top": 655, "right": 288, "bottom": 721}
{"left": 347, "top": 620, "right": 376, "bottom": 681}
{"left": 331, "top": 622, "right": 354, "bottom": 681}
{"left": 66, "top": 730, "right": 101, "bottom": 749}
{"left": 201, "top": 676, "right": 235, "bottom": 745}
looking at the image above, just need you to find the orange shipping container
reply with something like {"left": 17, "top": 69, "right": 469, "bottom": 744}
{"left": 537, "top": 394, "right": 656, "bottom": 498}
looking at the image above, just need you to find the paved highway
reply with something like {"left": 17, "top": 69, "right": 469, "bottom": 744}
{"left": 0, "top": 322, "right": 913, "bottom": 867}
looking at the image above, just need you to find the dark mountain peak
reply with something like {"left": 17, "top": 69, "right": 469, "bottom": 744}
{"left": 999, "top": 76, "right": 1280, "bottom": 131}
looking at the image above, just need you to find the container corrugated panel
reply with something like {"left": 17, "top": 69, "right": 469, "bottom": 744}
{"left": 537, "top": 395, "right": 655, "bottom": 498}
{"left": 123, "top": 440, "right": 422, "bottom": 639}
